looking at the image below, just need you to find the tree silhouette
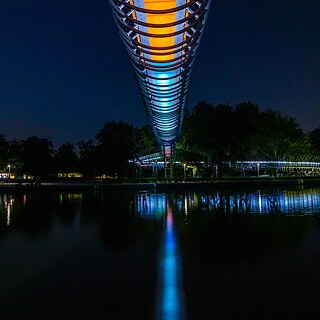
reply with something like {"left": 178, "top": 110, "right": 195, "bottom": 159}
{"left": 22, "top": 136, "right": 54, "bottom": 176}
{"left": 53, "top": 142, "right": 78, "bottom": 173}
{"left": 95, "top": 121, "right": 138, "bottom": 177}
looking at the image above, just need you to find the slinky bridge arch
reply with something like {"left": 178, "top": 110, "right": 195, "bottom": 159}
{"left": 108, "top": 0, "right": 211, "bottom": 169}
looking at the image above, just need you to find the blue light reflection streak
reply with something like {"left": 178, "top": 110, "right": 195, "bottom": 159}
{"left": 135, "top": 192, "right": 186, "bottom": 319}
{"left": 156, "top": 207, "right": 186, "bottom": 320}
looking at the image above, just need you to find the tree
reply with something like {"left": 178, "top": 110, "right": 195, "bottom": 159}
{"left": 251, "top": 110, "right": 305, "bottom": 160}
{"left": 22, "top": 136, "right": 54, "bottom": 176}
{"left": 95, "top": 121, "right": 138, "bottom": 177}
{"left": 233, "top": 102, "right": 260, "bottom": 159}
{"left": 309, "top": 127, "right": 320, "bottom": 153}
{"left": 138, "top": 125, "right": 158, "bottom": 155}
{"left": 177, "top": 101, "right": 215, "bottom": 161}
{"left": 8, "top": 139, "right": 24, "bottom": 174}
{"left": 177, "top": 101, "right": 237, "bottom": 164}
{"left": 177, "top": 101, "right": 314, "bottom": 176}
{"left": 78, "top": 139, "right": 96, "bottom": 177}
{"left": 0, "top": 134, "right": 10, "bottom": 171}
{"left": 53, "top": 143, "right": 78, "bottom": 173}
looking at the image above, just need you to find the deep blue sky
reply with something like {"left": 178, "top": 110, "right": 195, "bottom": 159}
{"left": 0, "top": 0, "right": 319, "bottom": 147}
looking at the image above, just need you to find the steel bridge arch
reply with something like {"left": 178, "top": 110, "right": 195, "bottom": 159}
{"left": 108, "top": 0, "right": 211, "bottom": 157}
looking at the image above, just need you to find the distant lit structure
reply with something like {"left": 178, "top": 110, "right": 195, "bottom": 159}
{"left": 108, "top": 0, "right": 211, "bottom": 157}
{"left": 57, "top": 172, "right": 83, "bottom": 178}
{"left": 132, "top": 157, "right": 320, "bottom": 179}
{"left": 134, "top": 156, "right": 320, "bottom": 170}
{"left": 235, "top": 161, "right": 320, "bottom": 172}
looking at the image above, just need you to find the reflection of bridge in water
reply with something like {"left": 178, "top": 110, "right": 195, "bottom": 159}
{"left": 134, "top": 188, "right": 320, "bottom": 217}
{"left": 133, "top": 192, "right": 186, "bottom": 319}
{"left": 131, "top": 186, "right": 320, "bottom": 318}
{"left": 196, "top": 189, "right": 320, "bottom": 215}
{"left": 132, "top": 187, "right": 320, "bottom": 317}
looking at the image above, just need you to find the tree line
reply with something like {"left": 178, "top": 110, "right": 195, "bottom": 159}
{"left": 0, "top": 122, "right": 157, "bottom": 179}
{"left": 177, "top": 101, "right": 320, "bottom": 165}
{"left": 1, "top": 101, "right": 320, "bottom": 178}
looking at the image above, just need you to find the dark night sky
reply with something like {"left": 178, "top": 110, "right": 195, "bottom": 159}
{"left": 0, "top": 0, "right": 319, "bottom": 147}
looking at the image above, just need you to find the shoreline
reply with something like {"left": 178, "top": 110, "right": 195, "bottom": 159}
{"left": 1, "top": 177, "right": 320, "bottom": 191}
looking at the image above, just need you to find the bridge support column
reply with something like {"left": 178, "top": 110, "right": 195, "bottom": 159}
{"left": 170, "top": 147, "right": 173, "bottom": 178}
{"left": 164, "top": 146, "right": 174, "bottom": 179}
{"left": 164, "top": 146, "right": 167, "bottom": 179}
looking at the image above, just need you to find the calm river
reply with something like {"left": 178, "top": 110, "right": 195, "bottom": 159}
{"left": 1, "top": 186, "right": 320, "bottom": 319}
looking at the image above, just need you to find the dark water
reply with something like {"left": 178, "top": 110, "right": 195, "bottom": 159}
{"left": 1, "top": 187, "right": 320, "bottom": 319}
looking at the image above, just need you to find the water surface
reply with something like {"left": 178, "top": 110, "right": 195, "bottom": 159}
{"left": 1, "top": 186, "right": 320, "bottom": 319}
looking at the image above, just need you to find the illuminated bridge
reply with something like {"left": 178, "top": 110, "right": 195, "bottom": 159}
{"left": 108, "top": 0, "right": 211, "bottom": 162}
{"left": 133, "top": 156, "right": 320, "bottom": 177}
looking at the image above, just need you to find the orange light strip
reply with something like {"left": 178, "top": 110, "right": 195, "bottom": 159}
{"left": 144, "top": 0, "right": 177, "bottom": 61}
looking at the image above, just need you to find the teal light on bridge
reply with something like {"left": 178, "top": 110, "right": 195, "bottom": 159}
{"left": 108, "top": 0, "right": 211, "bottom": 149}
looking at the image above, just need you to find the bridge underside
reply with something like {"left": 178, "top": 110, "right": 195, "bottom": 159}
{"left": 108, "top": 0, "right": 211, "bottom": 153}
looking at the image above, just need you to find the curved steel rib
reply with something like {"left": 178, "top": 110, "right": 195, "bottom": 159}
{"left": 108, "top": 0, "right": 211, "bottom": 148}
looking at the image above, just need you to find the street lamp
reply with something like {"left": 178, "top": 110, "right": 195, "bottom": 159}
{"left": 7, "top": 165, "right": 11, "bottom": 180}
{"left": 257, "top": 163, "right": 260, "bottom": 178}
{"left": 183, "top": 163, "right": 186, "bottom": 180}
